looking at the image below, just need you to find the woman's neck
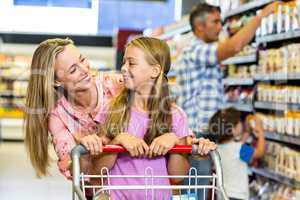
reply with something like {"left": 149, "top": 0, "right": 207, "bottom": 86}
{"left": 67, "top": 82, "right": 98, "bottom": 113}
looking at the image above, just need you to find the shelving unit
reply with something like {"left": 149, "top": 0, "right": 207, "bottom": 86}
{"left": 221, "top": 54, "right": 257, "bottom": 65}
{"left": 159, "top": 24, "right": 191, "bottom": 40}
{"left": 221, "top": 0, "right": 300, "bottom": 194}
{"left": 256, "top": 30, "right": 300, "bottom": 44}
{"left": 223, "top": 78, "right": 254, "bottom": 86}
{"left": 264, "top": 132, "right": 300, "bottom": 146}
{"left": 251, "top": 167, "right": 300, "bottom": 188}
{"left": 254, "top": 101, "right": 300, "bottom": 112}
{"left": 222, "top": 102, "right": 253, "bottom": 112}
{"left": 223, "top": 0, "right": 275, "bottom": 19}
{"left": 254, "top": 73, "right": 300, "bottom": 81}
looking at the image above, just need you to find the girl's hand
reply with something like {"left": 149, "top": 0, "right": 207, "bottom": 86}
{"left": 148, "top": 133, "right": 179, "bottom": 158}
{"left": 191, "top": 137, "right": 217, "bottom": 156}
{"left": 114, "top": 133, "right": 149, "bottom": 157}
{"left": 79, "top": 134, "right": 110, "bottom": 155}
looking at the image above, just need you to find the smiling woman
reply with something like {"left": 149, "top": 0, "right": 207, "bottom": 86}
{"left": 24, "top": 38, "right": 124, "bottom": 182}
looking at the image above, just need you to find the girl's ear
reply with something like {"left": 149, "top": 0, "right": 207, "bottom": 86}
{"left": 151, "top": 64, "right": 161, "bottom": 79}
{"left": 54, "top": 80, "right": 62, "bottom": 87}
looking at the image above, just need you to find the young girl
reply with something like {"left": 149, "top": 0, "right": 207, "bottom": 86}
{"left": 209, "top": 107, "right": 265, "bottom": 200}
{"left": 93, "top": 37, "right": 216, "bottom": 200}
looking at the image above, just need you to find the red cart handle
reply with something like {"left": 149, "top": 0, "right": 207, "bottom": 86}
{"left": 102, "top": 144, "right": 193, "bottom": 153}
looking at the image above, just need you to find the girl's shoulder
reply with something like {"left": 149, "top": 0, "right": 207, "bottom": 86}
{"left": 170, "top": 104, "right": 187, "bottom": 118}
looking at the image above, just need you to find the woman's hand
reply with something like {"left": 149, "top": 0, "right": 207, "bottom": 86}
{"left": 78, "top": 134, "right": 110, "bottom": 155}
{"left": 114, "top": 133, "right": 149, "bottom": 157}
{"left": 148, "top": 133, "right": 179, "bottom": 158}
{"left": 191, "top": 137, "right": 217, "bottom": 156}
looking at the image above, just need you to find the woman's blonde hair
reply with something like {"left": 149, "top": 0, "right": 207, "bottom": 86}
{"left": 25, "top": 38, "right": 73, "bottom": 177}
{"left": 105, "top": 37, "right": 172, "bottom": 144}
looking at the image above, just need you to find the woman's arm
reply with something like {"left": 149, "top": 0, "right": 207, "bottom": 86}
{"left": 90, "top": 153, "right": 118, "bottom": 173}
{"left": 49, "top": 114, "right": 108, "bottom": 179}
{"left": 167, "top": 137, "right": 190, "bottom": 183}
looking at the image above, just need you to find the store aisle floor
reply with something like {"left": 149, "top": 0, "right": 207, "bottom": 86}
{"left": 0, "top": 142, "right": 72, "bottom": 200}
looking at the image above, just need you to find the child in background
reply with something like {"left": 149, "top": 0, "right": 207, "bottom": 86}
{"left": 209, "top": 107, "right": 265, "bottom": 200}
{"left": 93, "top": 37, "right": 216, "bottom": 200}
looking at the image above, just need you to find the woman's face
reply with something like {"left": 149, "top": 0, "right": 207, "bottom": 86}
{"left": 121, "top": 45, "right": 160, "bottom": 93}
{"left": 55, "top": 44, "right": 93, "bottom": 93}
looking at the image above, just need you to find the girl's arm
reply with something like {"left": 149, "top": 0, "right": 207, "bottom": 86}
{"left": 90, "top": 132, "right": 150, "bottom": 172}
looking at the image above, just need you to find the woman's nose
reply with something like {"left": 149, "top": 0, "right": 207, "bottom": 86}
{"left": 79, "top": 63, "right": 89, "bottom": 74}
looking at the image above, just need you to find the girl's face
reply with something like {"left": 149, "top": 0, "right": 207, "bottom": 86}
{"left": 121, "top": 45, "right": 160, "bottom": 93}
{"left": 55, "top": 44, "right": 93, "bottom": 93}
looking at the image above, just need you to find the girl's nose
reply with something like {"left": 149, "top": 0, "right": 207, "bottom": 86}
{"left": 121, "top": 63, "right": 128, "bottom": 73}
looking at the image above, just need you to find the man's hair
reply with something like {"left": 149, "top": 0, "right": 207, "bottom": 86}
{"left": 189, "top": 3, "right": 221, "bottom": 32}
{"left": 208, "top": 107, "right": 241, "bottom": 143}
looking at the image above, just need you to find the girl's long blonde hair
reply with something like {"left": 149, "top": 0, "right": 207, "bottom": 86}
{"left": 105, "top": 37, "right": 172, "bottom": 144}
{"left": 25, "top": 38, "right": 73, "bottom": 177}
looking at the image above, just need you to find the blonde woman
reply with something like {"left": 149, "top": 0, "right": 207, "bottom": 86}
{"left": 24, "top": 38, "right": 124, "bottom": 183}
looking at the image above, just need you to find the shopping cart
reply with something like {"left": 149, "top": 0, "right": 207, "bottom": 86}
{"left": 72, "top": 144, "right": 228, "bottom": 200}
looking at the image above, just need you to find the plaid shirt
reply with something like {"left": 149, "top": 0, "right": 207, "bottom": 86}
{"left": 174, "top": 36, "right": 223, "bottom": 135}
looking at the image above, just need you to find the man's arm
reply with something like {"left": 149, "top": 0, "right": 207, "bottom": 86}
{"left": 217, "top": 2, "right": 278, "bottom": 62}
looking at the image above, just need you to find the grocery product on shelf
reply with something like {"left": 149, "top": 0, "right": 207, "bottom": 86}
{"left": 224, "top": 86, "right": 254, "bottom": 103}
{"left": 257, "top": 83, "right": 300, "bottom": 104}
{"left": 257, "top": 1, "right": 300, "bottom": 37}
{"left": 256, "top": 112, "right": 300, "bottom": 136}
{"left": 227, "top": 64, "right": 257, "bottom": 78}
{"left": 258, "top": 43, "right": 300, "bottom": 75}
{"left": 250, "top": 178, "right": 300, "bottom": 200}
{"left": 261, "top": 141, "right": 300, "bottom": 182}
{"left": 0, "top": 54, "right": 30, "bottom": 115}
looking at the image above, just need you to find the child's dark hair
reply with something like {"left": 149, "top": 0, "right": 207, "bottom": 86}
{"left": 208, "top": 107, "right": 241, "bottom": 143}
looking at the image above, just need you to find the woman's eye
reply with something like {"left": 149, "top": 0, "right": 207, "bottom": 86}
{"left": 70, "top": 67, "right": 76, "bottom": 74}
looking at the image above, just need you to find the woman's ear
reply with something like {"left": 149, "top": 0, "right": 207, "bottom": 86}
{"left": 151, "top": 64, "right": 161, "bottom": 79}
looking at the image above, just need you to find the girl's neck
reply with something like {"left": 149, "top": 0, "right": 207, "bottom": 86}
{"left": 132, "top": 92, "right": 148, "bottom": 112}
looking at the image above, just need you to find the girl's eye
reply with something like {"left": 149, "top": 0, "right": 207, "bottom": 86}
{"left": 80, "top": 57, "right": 86, "bottom": 63}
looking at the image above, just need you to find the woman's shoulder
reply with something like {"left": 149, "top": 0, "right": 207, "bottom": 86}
{"left": 96, "top": 72, "right": 124, "bottom": 97}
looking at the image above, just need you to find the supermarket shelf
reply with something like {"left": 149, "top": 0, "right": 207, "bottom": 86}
{"left": 223, "top": 78, "right": 254, "bottom": 86}
{"left": 0, "top": 94, "right": 25, "bottom": 99}
{"left": 0, "top": 118, "right": 24, "bottom": 140}
{"left": 254, "top": 73, "right": 300, "bottom": 81}
{"left": 222, "top": 102, "right": 253, "bottom": 112}
{"left": 254, "top": 101, "right": 300, "bottom": 112}
{"left": 0, "top": 76, "right": 28, "bottom": 81}
{"left": 256, "top": 30, "right": 300, "bottom": 43}
{"left": 159, "top": 24, "right": 191, "bottom": 40}
{"left": 264, "top": 132, "right": 300, "bottom": 146}
{"left": 221, "top": 54, "right": 257, "bottom": 65}
{"left": 224, "top": 0, "right": 275, "bottom": 19}
{"left": 251, "top": 167, "right": 300, "bottom": 188}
